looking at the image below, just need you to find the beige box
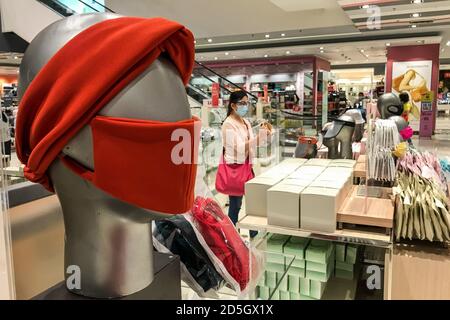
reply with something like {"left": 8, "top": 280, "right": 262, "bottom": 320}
{"left": 321, "top": 167, "right": 353, "bottom": 177}
{"left": 300, "top": 187, "right": 344, "bottom": 233}
{"left": 267, "top": 184, "right": 306, "bottom": 228}
{"left": 280, "top": 178, "right": 314, "bottom": 187}
{"left": 308, "top": 180, "right": 346, "bottom": 190}
{"left": 306, "top": 159, "right": 332, "bottom": 167}
{"left": 259, "top": 160, "right": 304, "bottom": 179}
{"left": 245, "top": 177, "right": 282, "bottom": 216}
{"left": 291, "top": 166, "right": 325, "bottom": 176}
{"left": 281, "top": 158, "right": 308, "bottom": 166}
{"left": 329, "top": 159, "right": 357, "bottom": 167}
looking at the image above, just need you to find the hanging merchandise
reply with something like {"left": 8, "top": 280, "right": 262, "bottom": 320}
{"left": 152, "top": 215, "right": 225, "bottom": 298}
{"left": 367, "top": 119, "right": 400, "bottom": 182}
{"left": 190, "top": 196, "right": 264, "bottom": 296}
{"left": 394, "top": 151, "right": 450, "bottom": 242}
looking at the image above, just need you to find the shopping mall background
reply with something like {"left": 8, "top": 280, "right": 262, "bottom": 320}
{"left": 1, "top": 0, "right": 450, "bottom": 300}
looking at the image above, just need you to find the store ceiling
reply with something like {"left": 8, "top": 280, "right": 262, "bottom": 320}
{"left": 106, "top": 0, "right": 450, "bottom": 62}
{"left": 195, "top": 36, "right": 442, "bottom": 65}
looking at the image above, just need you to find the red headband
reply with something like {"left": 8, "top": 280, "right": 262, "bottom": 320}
{"left": 16, "top": 17, "right": 195, "bottom": 191}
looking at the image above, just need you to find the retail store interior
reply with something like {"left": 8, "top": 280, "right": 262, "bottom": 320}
{"left": 1, "top": 0, "right": 450, "bottom": 301}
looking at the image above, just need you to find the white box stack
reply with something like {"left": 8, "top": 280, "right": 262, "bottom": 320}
{"left": 245, "top": 159, "right": 305, "bottom": 216}
{"left": 260, "top": 158, "right": 356, "bottom": 232}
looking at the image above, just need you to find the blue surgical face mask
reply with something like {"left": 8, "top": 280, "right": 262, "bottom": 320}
{"left": 236, "top": 105, "right": 248, "bottom": 117}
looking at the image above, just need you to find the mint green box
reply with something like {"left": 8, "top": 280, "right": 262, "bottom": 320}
{"left": 288, "top": 275, "right": 300, "bottom": 293}
{"left": 336, "top": 260, "right": 355, "bottom": 272}
{"left": 290, "top": 258, "right": 306, "bottom": 269}
{"left": 267, "top": 234, "right": 290, "bottom": 252}
{"left": 280, "top": 291, "right": 290, "bottom": 300}
{"left": 271, "top": 290, "right": 280, "bottom": 300}
{"left": 305, "top": 240, "right": 334, "bottom": 264}
{"left": 266, "top": 262, "right": 286, "bottom": 273}
{"left": 306, "top": 261, "right": 328, "bottom": 273}
{"left": 290, "top": 292, "right": 301, "bottom": 300}
{"left": 258, "top": 286, "right": 270, "bottom": 300}
{"left": 345, "top": 245, "right": 359, "bottom": 264}
{"left": 335, "top": 268, "right": 355, "bottom": 280}
{"left": 266, "top": 252, "right": 285, "bottom": 264}
{"left": 310, "top": 280, "right": 327, "bottom": 299}
{"left": 279, "top": 275, "right": 288, "bottom": 291}
{"left": 266, "top": 271, "right": 277, "bottom": 288}
{"left": 300, "top": 278, "right": 310, "bottom": 296}
{"left": 283, "top": 237, "right": 310, "bottom": 259}
{"left": 306, "top": 262, "right": 333, "bottom": 282}
{"left": 336, "top": 244, "right": 346, "bottom": 262}
{"left": 287, "top": 266, "right": 305, "bottom": 278}
{"left": 258, "top": 272, "right": 266, "bottom": 286}
{"left": 299, "top": 295, "right": 316, "bottom": 300}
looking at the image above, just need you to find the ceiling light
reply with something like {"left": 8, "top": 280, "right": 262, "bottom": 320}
{"left": 446, "top": 41, "right": 450, "bottom": 46}
{"left": 225, "top": 52, "right": 229, "bottom": 56}
{"left": 264, "top": 54, "right": 269, "bottom": 58}
{"left": 411, "top": 0, "right": 423, "bottom": 3}
{"left": 194, "top": 40, "right": 196, "bottom": 44}
{"left": 360, "top": 49, "right": 365, "bottom": 53}
{"left": 319, "top": 47, "right": 324, "bottom": 50}
{"left": 366, "top": 54, "right": 369, "bottom": 57}
{"left": 320, "top": 50, "right": 324, "bottom": 53}
{"left": 361, "top": 4, "right": 370, "bottom": 9}
{"left": 412, "top": 13, "right": 421, "bottom": 18}
{"left": 281, "top": 33, "right": 286, "bottom": 37}
{"left": 286, "top": 51, "right": 291, "bottom": 54}
{"left": 214, "top": 57, "right": 218, "bottom": 60}
{"left": 386, "top": 42, "right": 391, "bottom": 46}
{"left": 200, "top": 56, "right": 204, "bottom": 59}
{"left": 346, "top": 59, "right": 351, "bottom": 63}
{"left": 207, "top": 38, "right": 213, "bottom": 43}
{"left": 411, "top": 24, "right": 417, "bottom": 28}
{"left": 417, "top": 40, "right": 424, "bottom": 44}
{"left": 265, "top": 34, "right": 270, "bottom": 38}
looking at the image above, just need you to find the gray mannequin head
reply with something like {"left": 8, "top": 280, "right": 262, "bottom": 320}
{"left": 19, "top": 13, "right": 191, "bottom": 298}
{"left": 377, "top": 93, "right": 403, "bottom": 119}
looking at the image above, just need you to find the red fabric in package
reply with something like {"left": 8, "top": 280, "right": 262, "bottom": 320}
{"left": 191, "top": 196, "right": 250, "bottom": 290}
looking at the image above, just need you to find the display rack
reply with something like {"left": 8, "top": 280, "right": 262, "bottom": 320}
{"left": 237, "top": 215, "right": 392, "bottom": 248}
{"left": 337, "top": 186, "right": 394, "bottom": 230}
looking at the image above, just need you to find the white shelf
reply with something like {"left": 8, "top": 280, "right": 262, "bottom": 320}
{"left": 237, "top": 215, "right": 392, "bottom": 248}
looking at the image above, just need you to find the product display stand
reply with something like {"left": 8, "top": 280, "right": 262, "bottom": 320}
{"left": 32, "top": 253, "right": 181, "bottom": 300}
{"left": 337, "top": 186, "right": 394, "bottom": 232}
{"left": 238, "top": 215, "right": 391, "bottom": 248}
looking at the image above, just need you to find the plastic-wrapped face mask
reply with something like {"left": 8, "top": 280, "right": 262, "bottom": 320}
{"left": 393, "top": 142, "right": 408, "bottom": 158}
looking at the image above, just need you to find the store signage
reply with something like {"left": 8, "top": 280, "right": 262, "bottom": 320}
{"left": 211, "top": 83, "right": 220, "bottom": 107}
{"left": 419, "top": 91, "right": 434, "bottom": 138}
{"left": 263, "top": 85, "right": 269, "bottom": 103}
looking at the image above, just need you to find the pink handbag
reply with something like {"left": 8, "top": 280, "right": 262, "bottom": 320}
{"left": 215, "top": 155, "right": 254, "bottom": 196}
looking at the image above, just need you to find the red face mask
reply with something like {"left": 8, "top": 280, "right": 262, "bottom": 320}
{"left": 60, "top": 116, "right": 201, "bottom": 214}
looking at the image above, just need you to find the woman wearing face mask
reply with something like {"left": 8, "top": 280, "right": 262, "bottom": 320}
{"left": 218, "top": 91, "right": 271, "bottom": 237}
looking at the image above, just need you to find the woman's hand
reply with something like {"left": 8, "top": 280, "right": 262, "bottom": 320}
{"left": 257, "top": 121, "right": 273, "bottom": 146}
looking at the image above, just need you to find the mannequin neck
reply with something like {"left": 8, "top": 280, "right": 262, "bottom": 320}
{"left": 49, "top": 159, "right": 154, "bottom": 298}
